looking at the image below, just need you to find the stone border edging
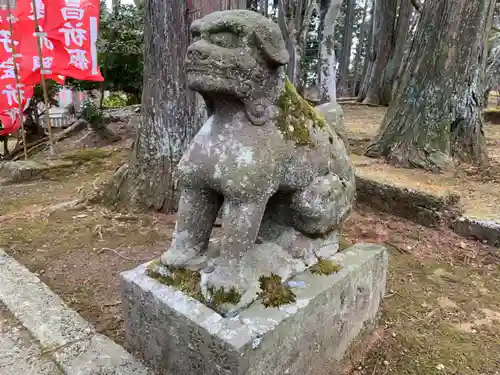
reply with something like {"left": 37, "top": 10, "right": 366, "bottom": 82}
{"left": 451, "top": 217, "right": 500, "bottom": 247}
{"left": 355, "top": 175, "right": 462, "bottom": 228}
{"left": 0, "top": 250, "right": 151, "bottom": 375}
{"left": 355, "top": 175, "right": 500, "bottom": 247}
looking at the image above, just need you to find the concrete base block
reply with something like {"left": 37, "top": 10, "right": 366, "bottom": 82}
{"left": 120, "top": 243, "right": 388, "bottom": 375}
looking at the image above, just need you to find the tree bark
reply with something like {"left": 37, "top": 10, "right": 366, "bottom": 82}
{"left": 103, "top": 0, "right": 240, "bottom": 213}
{"left": 104, "top": 0, "right": 194, "bottom": 212}
{"left": 194, "top": 0, "right": 246, "bottom": 16}
{"left": 358, "top": 0, "right": 397, "bottom": 105}
{"left": 390, "top": 0, "right": 412, "bottom": 96}
{"left": 351, "top": 0, "right": 369, "bottom": 96}
{"left": 318, "top": 0, "right": 342, "bottom": 103}
{"left": 366, "top": 0, "right": 494, "bottom": 172}
{"left": 112, "top": 0, "right": 120, "bottom": 13}
{"left": 277, "top": 0, "right": 302, "bottom": 86}
{"left": 357, "top": 0, "right": 375, "bottom": 101}
{"left": 338, "top": 0, "right": 355, "bottom": 96}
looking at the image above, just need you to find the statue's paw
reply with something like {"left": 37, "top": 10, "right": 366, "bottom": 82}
{"left": 160, "top": 246, "right": 202, "bottom": 267}
{"left": 200, "top": 259, "right": 259, "bottom": 316}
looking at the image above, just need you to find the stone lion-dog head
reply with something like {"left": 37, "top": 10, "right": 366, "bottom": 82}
{"left": 185, "top": 10, "right": 289, "bottom": 125}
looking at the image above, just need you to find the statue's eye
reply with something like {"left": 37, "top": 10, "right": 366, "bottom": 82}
{"left": 210, "top": 32, "right": 240, "bottom": 48}
{"left": 191, "top": 30, "right": 201, "bottom": 41}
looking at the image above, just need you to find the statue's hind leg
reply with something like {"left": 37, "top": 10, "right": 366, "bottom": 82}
{"left": 290, "top": 173, "right": 355, "bottom": 237}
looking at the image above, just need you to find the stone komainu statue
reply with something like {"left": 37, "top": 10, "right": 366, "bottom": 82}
{"left": 160, "top": 10, "right": 355, "bottom": 313}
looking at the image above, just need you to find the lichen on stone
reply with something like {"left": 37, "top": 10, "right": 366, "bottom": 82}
{"left": 275, "top": 77, "right": 326, "bottom": 147}
{"left": 310, "top": 259, "right": 342, "bottom": 275}
{"left": 146, "top": 260, "right": 205, "bottom": 303}
{"left": 257, "top": 273, "right": 296, "bottom": 308}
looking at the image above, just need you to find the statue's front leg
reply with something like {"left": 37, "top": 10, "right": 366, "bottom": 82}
{"left": 161, "top": 187, "right": 222, "bottom": 267}
{"left": 201, "top": 197, "right": 269, "bottom": 296}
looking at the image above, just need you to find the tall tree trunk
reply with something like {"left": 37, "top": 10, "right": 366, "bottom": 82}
{"left": 366, "top": 0, "right": 494, "bottom": 172}
{"left": 194, "top": 0, "right": 246, "bottom": 15}
{"left": 358, "top": 0, "right": 397, "bottom": 105}
{"left": 357, "top": 0, "right": 375, "bottom": 101}
{"left": 352, "top": 0, "right": 369, "bottom": 96}
{"left": 103, "top": 0, "right": 240, "bottom": 213}
{"left": 390, "top": 0, "right": 412, "bottom": 96}
{"left": 278, "top": 0, "right": 301, "bottom": 85}
{"left": 338, "top": 0, "right": 355, "bottom": 96}
{"left": 318, "top": 0, "right": 342, "bottom": 103}
{"left": 112, "top": 0, "right": 120, "bottom": 13}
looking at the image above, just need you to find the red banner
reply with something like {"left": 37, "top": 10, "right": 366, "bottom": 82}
{"left": 0, "top": 0, "right": 104, "bottom": 135}
{"left": 0, "top": 8, "right": 33, "bottom": 135}
{"left": 14, "top": 0, "right": 66, "bottom": 85}
{"left": 44, "top": 0, "right": 103, "bottom": 82}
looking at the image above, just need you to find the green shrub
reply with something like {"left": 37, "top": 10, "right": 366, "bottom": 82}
{"left": 80, "top": 100, "right": 103, "bottom": 126}
{"left": 103, "top": 93, "right": 128, "bottom": 108}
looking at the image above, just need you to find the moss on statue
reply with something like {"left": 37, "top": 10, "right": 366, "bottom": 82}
{"left": 257, "top": 274, "right": 296, "bottom": 308}
{"left": 146, "top": 260, "right": 242, "bottom": 309}
{"left": 209, "top": 286, "right": 242, "bottom": 306}
{"left": 310, "top": 259, "right": 342, "bottom": 275}
{"left": 339, "top": 236, "right": 353, "bottom": 251}
{"left": 276, "top": 77, "right": 326, "bottom": 147}
{"left": 146, "top": 260, "right": 206, "bottom": 303}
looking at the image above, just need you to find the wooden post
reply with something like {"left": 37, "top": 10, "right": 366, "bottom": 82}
{"left": 30, "top": 0, "right": 55, "bottom": 155}
{"left": 6, "top": 0, "right": 27, "bottom": 160}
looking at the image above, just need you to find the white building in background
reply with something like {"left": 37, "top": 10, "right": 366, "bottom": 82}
{"left": 56, "top": 87, "right": 89, "bottom": 110}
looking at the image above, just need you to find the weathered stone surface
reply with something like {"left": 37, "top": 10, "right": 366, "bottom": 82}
{"left": 160, "top": 9, "right": 356, "bottom": 311}
{"left": 0, "top": 303, "right": 63, "bottom": 375}
{"left": 121, "top": 243, "right": 388, "bottom": 375}
{"left": 0, "top": 250, "right": 151, "bottom": 375}
{"left": 315, "top": 101, "right": 348, "bottom": 147}
{"left": 355, "top": 175, "right": 462, "bottom": 228}
{"left": 451, "top": 216, "right": 500, "bottom": 247}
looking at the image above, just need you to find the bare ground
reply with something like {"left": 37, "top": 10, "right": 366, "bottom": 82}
{"left": 0, "top": 107, "right": 499, "bottom": 374}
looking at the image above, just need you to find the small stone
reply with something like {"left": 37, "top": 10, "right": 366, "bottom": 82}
{"left": 252, "top": 337, "right": 261, "bottom": 349}
{"left": 287, "top": 280, "right": 307, "bottom": 288}
{"left": 436, "top": 364, "right": 445, "bottom": 370}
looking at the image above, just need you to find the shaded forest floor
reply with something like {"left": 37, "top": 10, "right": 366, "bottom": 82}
{"left": 0, "top": 106, "right": 499, "bottom": 374}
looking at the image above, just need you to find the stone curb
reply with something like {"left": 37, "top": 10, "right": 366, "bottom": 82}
{"left": 0, "top": 250, "right": 151, "bottom": 375}
{"left": 451, "top": 217, "right": 500, "bottom": 247}
{"left": 355, "top": 174, "right": 500, "bottom": 247}
{"left": 355, "top": 175, "right": 462, "bottom": 228}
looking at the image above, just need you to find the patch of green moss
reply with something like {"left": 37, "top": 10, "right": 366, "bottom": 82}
{"left": 276, "top": 77, "right": 326, "bottom": 147}
{"left": 146, "top": 260, "right": 205, "bottom": 303}
{"left": 257, "top": 274, "right": 296, "bottom": 308}
{"left": 208, "top": 286, "right": 242, "bottom": 307}
{"left": 339, "top": 236, "right": 353, "bottom": 251}
{"left": 146, "top": 260, "right": 242, "bottom": 309}
{"left": 59, "top": 148, "right": 114, "bottom": 163}
{"left": 310, "top": 259, "right": 342, "bottom": 275}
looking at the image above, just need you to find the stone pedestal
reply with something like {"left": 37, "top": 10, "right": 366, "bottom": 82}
{"left": 120, "top": 244, "right": 388, "bottom": 375}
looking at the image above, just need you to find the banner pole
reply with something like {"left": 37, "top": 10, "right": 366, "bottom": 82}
{"left": 6, "top": 0, "right": 27, "bottom": 160}
{"left": 31, "top": 0, "right": 55, "bottom": 156}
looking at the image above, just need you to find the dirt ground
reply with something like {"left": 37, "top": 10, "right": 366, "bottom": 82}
{"left": 0, "top": 107, "right": 499, "bottom": 374}
{"left": 343, "top": 104, "right": 500, "bottom": 220}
